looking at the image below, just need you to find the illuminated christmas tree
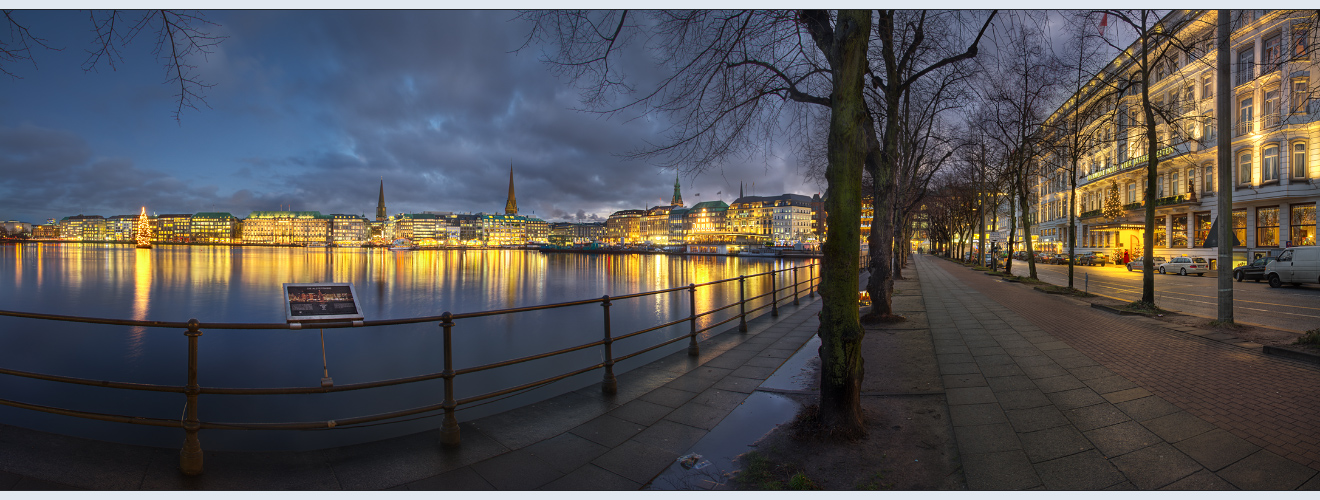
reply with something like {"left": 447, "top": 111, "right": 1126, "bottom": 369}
{"left": 135, "top": 207, "right": 153, "bottom": 248}
{"left": 1102, "top": 180, "right": 1124, "bottom": 220}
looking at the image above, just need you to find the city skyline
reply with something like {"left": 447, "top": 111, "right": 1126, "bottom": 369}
{"left": 0, "top": 10, "right": 818, "bottom": 226}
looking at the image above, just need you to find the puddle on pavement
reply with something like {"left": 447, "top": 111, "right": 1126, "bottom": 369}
{"left": 647, "top": 336, "right": 820, "bottom": 490}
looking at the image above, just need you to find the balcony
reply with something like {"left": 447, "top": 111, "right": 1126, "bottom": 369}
{"left": 1264, "top": 111, "right": 1280, "bottom": 128}
{"left": 1080, "top": 209, "right": 1102, "bottom": 219}
{"left": 1153, "top": 195, "right": 1191, "bottom": 207}
{"left": 1236, "top": 121, "right": 1254, "bottom": 137}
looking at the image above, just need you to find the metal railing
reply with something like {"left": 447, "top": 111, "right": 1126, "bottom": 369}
{"left": 0, "top": 262, "right": 818, "bottom": 476}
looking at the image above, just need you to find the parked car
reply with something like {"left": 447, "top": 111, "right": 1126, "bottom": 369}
{"left": 1078, "top": 252, "right": 1109, "bottom": 266}
{"left": 1126, "top": 256, "right": 1167, "bottom": 272}
{"left": 1232, "top": 257, "right": 1277, "bottom": 282}
{"left": 1035, "top": 253, "right": 1054, "bottom": 264}
{"left": 1160, "top": 256, "right": 1209, "bottom": 276}
{"left": 1265, "top": 246, "right": 1320, "bottom": 288}
{"left": 1049, "top": 254, "right": 1073, "bottom": 265}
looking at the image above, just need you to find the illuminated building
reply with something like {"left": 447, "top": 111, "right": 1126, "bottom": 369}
{"left": 153, "top": 214, "right": 193, "bottom": 243}
{"left": 525, "top": 217, "right": 549, "bottom": 244}
{"left": 1, "top": 221, "right": 32, "bottom": 236}
{"left": 394, "top": 213, "right": 443, "bottom": 243}
{"left": 58, "top": 215, "right": 105, "bottom": 241}
{"left": 668, "top": 208, "right": 689, "bottom": 244}
{"left": 683, "top": 201, "right": 731, "bottom": 243}
{"left": 1035, "top": 9, "right": 1319, "bottom": 269}
{"left": 480, "top": 214, "right": 526, "bottom": 246}
{"left": 550, "top": 222, "right": 605, "bottom": 244}
{"left": 242, "top": 211, "right": 331, "bottom": 246}
{"left": 605, "top": 209, "right": 645, "bottom": 244}
{"left": 330, "top": 214, "right": 369, "bottom": 246}
{"left": 106, "top": 214, "right": 139, "bottom": 241}
{"left": 643, "top": 206, "right": 676, "bottom": 245}
{"left": 192, "top": 212, "right": 241, "bottom": 244}
{"left": 31, "top": 225, "right": 59, "bottom": 239}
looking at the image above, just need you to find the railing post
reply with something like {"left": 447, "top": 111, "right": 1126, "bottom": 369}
{"left": 770, "top": 268, "right": 779, "bottom": 317}
{"left": 738, "top": 275, "right": 748, "bottom": 332}
{"left": 179, "top": 319, "right": 203, "bottom": 476}
{"left": 793, "top": 265, "right": 800, "bottom": 306}
{"left": 439, "top": 312, "right": 461, "bottom": 447}
{"left": 601, "top": 295, "right": 617, "bottom": 395}
{"left": 809, "top": 263, "right": 816, "bottom": 297}
{"left": 687, "top": 284, "right": 699, "bottom": 357}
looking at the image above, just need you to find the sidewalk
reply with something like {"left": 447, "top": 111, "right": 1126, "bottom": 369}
{"left": 0, "top": 295, "right": 822, "bottom": 490}
{"left": 919, "top": 255, "right": 1320, "bottom": 490}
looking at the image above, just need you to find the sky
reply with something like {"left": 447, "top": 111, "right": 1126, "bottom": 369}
{"left": 0, "top": 10, "right": 818, "bottom": 225}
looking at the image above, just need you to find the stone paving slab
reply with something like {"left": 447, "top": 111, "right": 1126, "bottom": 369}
{"left": 919, "top": 256, "right": 1320, "bottom": 490}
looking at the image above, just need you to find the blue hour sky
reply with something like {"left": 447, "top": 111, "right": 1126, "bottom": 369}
{"left": 0, "top": 9, "right": 817, "bottom": 225}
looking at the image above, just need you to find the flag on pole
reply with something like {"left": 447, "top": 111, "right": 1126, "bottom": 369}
{"left": 1099, "top": 13, "right": 1108, "bottom": 36}
{"left": 717, "top": 191, "right": 721, "bottom": 195}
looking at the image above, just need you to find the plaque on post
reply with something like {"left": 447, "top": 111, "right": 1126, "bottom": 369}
{"left": 283, "top": 283, "right": 364, "bottom": 322}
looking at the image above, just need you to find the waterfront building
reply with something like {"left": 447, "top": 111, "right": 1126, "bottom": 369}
{"left": 605, "top": 209, "right": 645, "bottom": 244}
{"left": 1, "top": 221, "right": 32, "bottom": 236}
{"left": 481, "top": 214, "right": 526, "bottom": 246}
{"left": 58, "top": 215, "right": 105, "bottom": 241}
{"left": 192, "top": 213, "right": 241, "bottom": 244}
{"left": 106, "top": 215, "right": 138, "bottom": 242}
{"left": 549, "top": 222, "right": 606, "bottom": 244}
{"left": 329, "top": 214, "right": 369, "bottom": 246}
{"left": 31, "top": 224, "right": 59, "bottom": 239}
{"left": 394, "top": 213, "right": 446, "bottom": 243}
{"left": 684, "top": 201, "right": 731, "bottom": 243}
{"left": 643, "top": 206, "right": 676, "bottom": 245}
{"left": 668, "top": 208, "right": 689, "bottom": 244}
{"left": 525, "top": 216, "right": 549, "bottom": 244}
{"left": 153, "top": 214, "right": 193, "bottom": 243}
{"left": 728, "top": 193, "right": 816, "bottom": 245}
{"left": 1035, "top": 9, "right": 1318, "bottom": 269}
{"left": 811, "top": 193, "right": 825, "bottom": 240}
{"left": 242, "top": 211, "right": 332, "bottom": 245}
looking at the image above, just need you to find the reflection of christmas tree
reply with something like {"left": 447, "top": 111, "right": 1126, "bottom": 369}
{"left": 1103, "top": 181, "right": 1124, "bottom": 220}
{"left": 135, "top": 207, "right": 152, "bottom": 249}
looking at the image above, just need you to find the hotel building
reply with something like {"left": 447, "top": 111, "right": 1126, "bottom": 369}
{"left": 1034, "top": 10, "right": 1318, "bottom": 269}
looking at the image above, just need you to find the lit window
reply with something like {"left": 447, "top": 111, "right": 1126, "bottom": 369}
{"left": 1263, "top": 33, "right": 1282, "bottom": 70}
{"left": 1238, "top": 150, "right": 1253, "bottom": 185}
{"left": 1292, "top": 78, "right": 1309, "bottom": 114}
{"left": 1238, "top": 96, "right": 1254, "bottom": 135}
{"left": 1203, "top": 165, "right": 1215, "bottom": 193}
{"left": 1294, "top": 142, "right": 1308, "bottom": 179}
{"left": 1263, "top": 144, "right": 1279, "bottom": 182}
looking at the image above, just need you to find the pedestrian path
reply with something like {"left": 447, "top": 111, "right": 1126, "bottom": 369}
{"left": 0, "top": 296, "right": 822, "bottom": 490}
{"left": 918, "top": 255, "right": 1320, "bottom": 490}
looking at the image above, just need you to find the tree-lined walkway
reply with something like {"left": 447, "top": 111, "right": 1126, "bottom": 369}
{"left": 919, "top": 255, "right": 1320, "bottom": 490}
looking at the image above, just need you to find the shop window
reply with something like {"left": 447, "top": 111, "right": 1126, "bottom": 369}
{"left": 1155, "top": 223, "right": 1167, "bottom": 248}
{"left": 1172, "top": 214, "right": 1188, "bottom": 247}
{"left": 1292, "top": 203, "right": 1316, "bottom": 246}
{"left": 1232, "top": 208, "right": 1247, "bottom": 247}
{"left": 1194, "top": 212, "right": 1212, "bottom": 247}
{"left": 1256, "top": 206, "right": 1279, "bottom": 247}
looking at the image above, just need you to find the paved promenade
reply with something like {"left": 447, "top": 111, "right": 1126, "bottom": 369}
{"left": 920, "top": 255, "right": 1320, "bottom": 490}
{"left": 0, "top": 293, "right": 822, "bottom": 490}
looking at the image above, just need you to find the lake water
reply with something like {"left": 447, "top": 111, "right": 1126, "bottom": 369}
{"left": 0, "top": 243, "right": 814, "bottom": 451}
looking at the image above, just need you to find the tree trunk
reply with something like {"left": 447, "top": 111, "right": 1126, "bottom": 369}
{"left": 1139, "top": 12, "right": 1157, "bottom": 305}
{"left": 1021, "top": 174, "right": 1038, "bottom": 279}
{"left": 816, "top": 8, "right": 870, "bottom": 438}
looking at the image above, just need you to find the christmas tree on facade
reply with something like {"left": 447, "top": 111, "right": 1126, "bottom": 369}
{"left": 1102, "top": 180, "right": 1124, "bottom": 220}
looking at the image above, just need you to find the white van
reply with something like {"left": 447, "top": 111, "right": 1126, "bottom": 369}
{"left": 1265, "top": 246, "right": 1320, "bottom": 288}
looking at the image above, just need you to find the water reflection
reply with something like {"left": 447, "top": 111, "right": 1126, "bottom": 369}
{"left": 0, "top": 243, "right": 815, "bottom": 451}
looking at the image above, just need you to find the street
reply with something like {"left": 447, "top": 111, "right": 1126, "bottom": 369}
{"left": 1003, "top": 259, "right": 1320, "bottom": 333}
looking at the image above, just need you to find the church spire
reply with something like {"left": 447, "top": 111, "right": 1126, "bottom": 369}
{"left": 376, "top": 177, "right": 387, "bottom": 221}
{"left": 504, "top": 162, "right": 518, "bottom": 215}
{"left": 739, "top": 181, "right": 744, "bottom": 199}
{"left": 670, "top": 172, "right": 684, "bottom": 207}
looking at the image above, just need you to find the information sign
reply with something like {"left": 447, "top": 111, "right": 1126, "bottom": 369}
{"left": 283, "top": 283, "right": 364, "bottom": 322}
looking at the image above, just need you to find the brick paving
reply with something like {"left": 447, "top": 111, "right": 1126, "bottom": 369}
{"left": 920, "top": 255, "right": 1320, "bottom": 490}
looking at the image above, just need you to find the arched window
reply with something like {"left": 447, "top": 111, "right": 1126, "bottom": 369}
{"left": 1238, "top": 150, "right": 1253, "bottom": 185}
{"left": 1263, "top": 144, "right": 1280, "bottom": 182}
{"left": 1293, "top": 142, "right": 1308, "bottom": 179}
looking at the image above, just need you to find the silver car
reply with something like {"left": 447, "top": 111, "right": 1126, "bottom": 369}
{"left": 1160, "top": 256, "right": 1208, "bottom": 276}
{"left": 1126, "top": 256, "right": 1167, "bottom": 272}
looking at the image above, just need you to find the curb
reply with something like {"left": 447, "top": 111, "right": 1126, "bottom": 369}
{"left": 1262, "top": 344, "right": 1320, "bottom": 366}
{"left": 1089, "top": 303, "right": 1143, "bottom": 316}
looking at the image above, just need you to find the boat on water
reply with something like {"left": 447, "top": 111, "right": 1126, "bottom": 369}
{"left": 306, "top": 242, "right": 328, "bottom": 248}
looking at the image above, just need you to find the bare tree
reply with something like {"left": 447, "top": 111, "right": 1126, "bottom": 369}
{"left": 522, "top": 9, "right": 874, "bottom": 436}
{"left": 2, "top": 10, "right": 225, "bottom": 122}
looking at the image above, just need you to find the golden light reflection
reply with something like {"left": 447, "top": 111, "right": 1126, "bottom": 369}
{"left": 128, "top": 247, "right": 152, "bottom": 359}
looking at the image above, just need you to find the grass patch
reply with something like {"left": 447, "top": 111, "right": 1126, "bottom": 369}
{"left": 734, "top": 450, "right": 821, "bottom": 490}
{"left": 972, "top": 266, "right": 990, "bottom": 271}
{"left": 1207, "top": 319, "right": 1244, "bottom": 329}
{"left": 1120, "top": 301, "right": 1171, "bottom": 315}
{"left": 788, "top": 472, "right": 822, "bottom": 490}
{"left": 1003, "top": 275, "right": 1047, "bottom": 285}
{"left": 855, "top": 471, "right": 895, "bottom": 490}
{"left": 1297, "top": 328, "right": 1320, "bottom": 346}
{"left": 1035, "top": 284, "right": 1095, "bottom": 297}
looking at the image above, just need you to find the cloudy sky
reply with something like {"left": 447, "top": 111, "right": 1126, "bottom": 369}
{"left": 0, "top": 10, "right": 819, "bottom": 225}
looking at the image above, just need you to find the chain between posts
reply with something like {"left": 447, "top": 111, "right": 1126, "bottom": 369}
{"left": 601, "top": 295, "right": 617, "bottom": 395}
{"left": 179, "top": 319, "right": 203, "bottom": 476}
{"left": 687, "top": 284, "right": 699, "bottom": 357}
{"left": 439, "top": 312, "right": 460, "bottom": 447}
